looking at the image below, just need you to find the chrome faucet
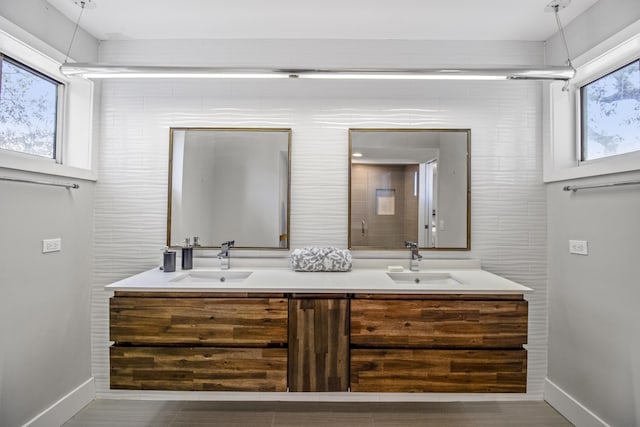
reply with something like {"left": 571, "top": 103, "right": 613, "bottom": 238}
{"left": 217, "top": 240, "right": 235, "bottom": 270}
{"left": 404, "top": 241, "right": 423, "bottom": 271}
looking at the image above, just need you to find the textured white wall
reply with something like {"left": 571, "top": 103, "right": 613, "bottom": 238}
{"left": 93, "top": 39, "right": 548, "bottom": 398}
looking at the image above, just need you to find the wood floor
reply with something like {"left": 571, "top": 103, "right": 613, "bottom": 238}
{"left": 64, "top": 400, "right": 573, "bottom": 426}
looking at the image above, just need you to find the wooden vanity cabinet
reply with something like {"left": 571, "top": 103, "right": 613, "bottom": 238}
{"left": 109, "top": 292, "right": 288, "bottom": 391}
{"left": 109, "top": 291, "right": 529, "bottom": 393}
{"left": 288, "top": 295, "right": 350, "bottom": 392}
{"left": 349, "top": 294, "right": 528, "bottom": 393}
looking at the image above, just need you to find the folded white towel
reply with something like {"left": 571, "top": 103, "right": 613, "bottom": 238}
{"left": 291, "top": 247, "right": 352, "bottom": 272}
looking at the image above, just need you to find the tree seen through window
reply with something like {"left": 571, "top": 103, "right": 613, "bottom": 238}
{"left": 581, "top": 59, "right": 640, "bottom": 161}
{"left": 0, "top": 57, "right": 59, "bottom": 159}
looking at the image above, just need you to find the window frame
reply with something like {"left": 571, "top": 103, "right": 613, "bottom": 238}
{"left": 0, "top": 26, "right": 95, "bottom": 181}
{"left": 0, "top": 53, "right": 65, "bottom": 162}
{"left": 544, "top": 21, "right": 640, "bottom": 183}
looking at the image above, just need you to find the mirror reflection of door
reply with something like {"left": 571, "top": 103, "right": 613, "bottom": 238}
{"left": 349, "top": 129, "right": 469, "bottom": 250}
{"left": 418, "top": 160, "right": 438, "bottom": 248}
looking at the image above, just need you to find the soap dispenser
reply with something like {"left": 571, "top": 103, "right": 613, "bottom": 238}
{"left": 162, "top": 247, "right": 176, "bottom": 273}
{"left": 181, "top": 238, "right": 193, "bottom": 270}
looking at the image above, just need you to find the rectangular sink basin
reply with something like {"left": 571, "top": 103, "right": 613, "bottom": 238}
{"left": 170, "top": 271, "right": 252, "bottom": 284}
{"left": 386, "top": 272, "right": 463, "bottom": 286}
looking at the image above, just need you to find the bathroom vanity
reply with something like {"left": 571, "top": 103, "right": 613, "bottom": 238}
{"left": 106, "top": 261, "right": 531, "bottom": 394}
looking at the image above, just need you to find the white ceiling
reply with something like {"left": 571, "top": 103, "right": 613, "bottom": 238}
{"left": 46, "top": 0, "right": 599, "bottom": 42}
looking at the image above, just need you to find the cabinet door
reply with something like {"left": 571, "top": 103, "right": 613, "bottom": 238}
{"left": 110, "top": 297, "right": 288, "bottom": 346}
{"left": 288, "top": 298, "right": 349, "bottom": 392}
{"left": 111, "top": 346, "right": 287, "bottom": 391}
{"left": 351, "top": 298, "right": 528, "bottom": 348}
{"left": 351, "top": 349, "right": 527, "bottom": 393}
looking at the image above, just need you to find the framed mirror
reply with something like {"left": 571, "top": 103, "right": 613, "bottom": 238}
{"left": 167, "top": 127, "right": 291, "bottom": 249}
{"left": 349, "top": 128, "right": 470, "bottom": 250}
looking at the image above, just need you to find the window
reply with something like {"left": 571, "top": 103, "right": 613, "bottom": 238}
{"left": 580, "top": 59, "right": 640, "bottom": 162}
{"left": 0, "top": 27, "right": 94, "bottom": 180}
{"left": 0, "top": 54, "right": 61, "bottom": 159}
{"left": 544, "top": 23, "right": 640, "bottom": 183}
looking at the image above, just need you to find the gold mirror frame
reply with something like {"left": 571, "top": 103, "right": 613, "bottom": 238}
{"left": 348, "top": 128, "right": 470, "bottom": 251}
{"left": 167, "top": 127, "right": 292, "bottom": 250}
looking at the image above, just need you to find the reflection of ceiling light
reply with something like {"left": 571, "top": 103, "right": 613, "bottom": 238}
{"left": 352, "top": 152, "right": 364, "bottom": 157}
{"left": 59, "top": 64, "right": 576, "bottom": 81}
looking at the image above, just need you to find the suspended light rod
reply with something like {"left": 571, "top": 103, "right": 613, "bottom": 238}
{"left": 59, "top": 64, "right": 576, "bottom": 81}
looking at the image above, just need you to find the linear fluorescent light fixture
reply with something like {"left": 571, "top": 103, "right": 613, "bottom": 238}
{"left": 59, "top": 65, "right": 290, "bottom": 79}
{"left": 59, "top": 64, "right": 575, "bottom": 81}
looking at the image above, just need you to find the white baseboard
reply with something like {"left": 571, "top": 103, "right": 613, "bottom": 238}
{"left": 544, "top": 378, "right": 610, "bottom": 427}
{"left": 22, "top": 377, "right": 95, "bottom": 427}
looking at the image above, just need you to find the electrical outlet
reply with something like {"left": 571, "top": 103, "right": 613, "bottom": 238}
{"left": 42, "top": 238, "right": 62, "bottom": 253}
{"left": 569, "top": 239, "right": 588, "bottom": 255}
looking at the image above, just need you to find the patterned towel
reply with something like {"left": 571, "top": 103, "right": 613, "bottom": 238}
{"left": 290, "top": 247, "right": 352, "bottom": 272}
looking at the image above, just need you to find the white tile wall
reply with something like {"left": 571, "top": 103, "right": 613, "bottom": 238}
{"left": 93, "top": 40, "right": 547, "bottom": 399}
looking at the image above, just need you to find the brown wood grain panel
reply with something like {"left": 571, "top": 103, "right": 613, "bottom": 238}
{"left": 110, "top": 297, "right": 288, "bottom": 346}
{"left": 110, "top": 346, "right": 287, "bottom": 391}
{"left": 351, "top": 299, "right": 527, "bottom": 348}
{"left": 288, "top": 299, "right": 349, "bottom": 392}
{"left": 350, "top": 349, "right": 527, "bottom": 393}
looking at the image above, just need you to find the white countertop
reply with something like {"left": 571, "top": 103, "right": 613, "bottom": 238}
{"left": 105, "top": 259, "right": 532, "bottom": 295}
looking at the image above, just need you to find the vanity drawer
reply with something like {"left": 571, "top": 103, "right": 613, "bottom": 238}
{"left": 350, "top": 298, "right": 528, "bottom": 348}
{"left": 110, "top": 346, "right": 287, "bottom": 391}
{"left": 350, "top": 348, "right": 527, "bottom": 393}
{"left": 110, "top": 297, "right": 288, "bottom": 346}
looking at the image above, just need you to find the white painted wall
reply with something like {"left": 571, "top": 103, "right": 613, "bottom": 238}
{"left": 210, "top": 132, "right": 284, "bottom": 247}
{"left": 544, "top": 3, "right": 640, "bottom": 426}
{"left": 0, "top": 6, "right": 98, "bottom": 426}
{"left": 545, "top": 0, "right": 640, "bottom": 66}
{"left": 92, "top": 38, "right": 549, "bottom": 398}
{"left": 171, "top": 130, "right": 287, "bottom": 247}
{"left": 436, "top": 132, "right": 468, "bottom": 248}
{"left": 0, "top": 0, "right": 98, "bottom": 63}
{"left": 172, "top": 132, "right": 219, "bottom": 243}
{"left": 546, "top": 173, "right": 640, "bottom": 427}
{"left": 0, "top": 172, "right": 95, "bottom": 427}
